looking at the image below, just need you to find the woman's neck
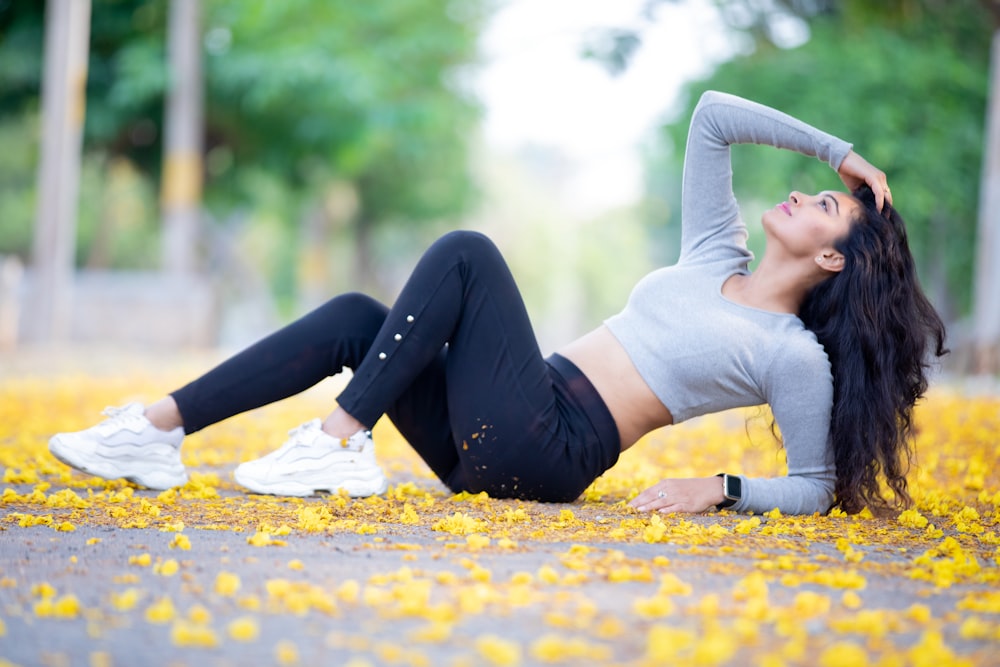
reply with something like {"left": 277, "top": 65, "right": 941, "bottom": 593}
{"left": 723, "top": 256, "right": 819, "bottom": 314}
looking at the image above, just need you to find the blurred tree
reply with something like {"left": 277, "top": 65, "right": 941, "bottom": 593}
{"left": 30, "top": 0, "right": 91, "bottom": 342}
{"left": 0, "top": 0, "right": 487, "bottom": 297}
{"left": 972, "top": 1, "right": 1000, "bottom": 372}
{"left": 203, "top": 0, "right": 486, "bottom": 293}
{"left": 632, "top": 0, "right": 992, "bottom": 324}
{"left": 0, "top": 1, "right": 166, "bottom": 269}
{"left": 161, "top": 0, "right": 203, "bottom": 276}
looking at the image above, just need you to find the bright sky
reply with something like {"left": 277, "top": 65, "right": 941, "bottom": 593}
{"left": 475, "top": 0, "right": 737, "bottom": 213}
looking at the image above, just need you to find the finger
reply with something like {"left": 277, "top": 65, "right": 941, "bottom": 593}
{"left": 652, "top": 490, "right": 683, "bottom": 513}
{"left": 871, "top": 178, "right": 885, "bottom": 212}
{"left": 627, "top": 491, "right": 655, "bottom": 508}
{"left": 627, "top": 494, "right": 650, "bottom": 510}
{"left": 658, "top": 500, "right": 687, "bottom": 514}
{"left": 877, "top": 181, "right": 893, "bottom": 212}
{"left": 631, "top": 489, "right": 669, "bottom": 512}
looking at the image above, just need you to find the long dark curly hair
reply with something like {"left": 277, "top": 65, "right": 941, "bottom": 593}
{"left": 798, "top": 185, "right": 947, "bottom": 513}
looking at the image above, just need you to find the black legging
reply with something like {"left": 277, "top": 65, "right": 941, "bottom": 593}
{"left": 171, "top": 231, "right": 619, "bottom": 502}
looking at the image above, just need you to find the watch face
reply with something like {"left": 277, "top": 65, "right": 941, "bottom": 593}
{"left": 726, "top": 475, "right": 742, "bottom": 500}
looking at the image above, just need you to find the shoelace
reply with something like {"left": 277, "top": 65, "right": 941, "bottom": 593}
{"left": 273, "top": 419, "right": 324, "bottom": 454}
{"left": 275, "top": 420, "right": 367, "bottom": 456}
{"left": 100, "top": 404, "right": 143, "bottom": 428}
{"left": 286, "top": 419, "right": 321, "bottom": 440}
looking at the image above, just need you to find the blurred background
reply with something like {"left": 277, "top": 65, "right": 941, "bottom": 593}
{"left": 0, "top": 0, "right": 996, "bottom": 372}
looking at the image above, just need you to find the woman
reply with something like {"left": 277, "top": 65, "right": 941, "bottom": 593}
{"left": 49, "top": 91, "right": 946, "bottom": 515}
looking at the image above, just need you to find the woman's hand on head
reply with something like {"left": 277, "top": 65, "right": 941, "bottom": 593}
{"left": 837, "top": 150, "right": 892, "bottom": 212}
{"left": 628, "top": 477, "right": 726, "bottom": 514}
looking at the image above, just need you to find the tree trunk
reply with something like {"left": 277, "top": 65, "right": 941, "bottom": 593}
{"left": 161, "top": 0, "right": 203, "bottom": 275}
{"left": 972, "top": 27, "right": 1000, "bottom": 373}
{"left": 31, "top": 0, "right": 91, "bottom": 342}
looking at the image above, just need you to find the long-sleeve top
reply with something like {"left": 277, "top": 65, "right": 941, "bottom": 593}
{"left": 604, "top": 90, "right": 855, "bottom": 515}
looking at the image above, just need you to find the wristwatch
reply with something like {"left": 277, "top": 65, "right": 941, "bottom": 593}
{"left": 716, "top": 473, "right": 742, "bottom": 510}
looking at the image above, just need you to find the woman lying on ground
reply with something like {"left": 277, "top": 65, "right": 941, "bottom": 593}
{"left": 50, "top": 91, "right": 947, "bottom": 515}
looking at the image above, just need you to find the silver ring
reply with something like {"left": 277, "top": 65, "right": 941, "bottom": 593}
{"left": 657, "top": 491, "right": 666, "bottom": 499}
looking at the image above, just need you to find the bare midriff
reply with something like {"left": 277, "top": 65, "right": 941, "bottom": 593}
{"left": 557, "top": 325, "right": 674, "bottom": 452}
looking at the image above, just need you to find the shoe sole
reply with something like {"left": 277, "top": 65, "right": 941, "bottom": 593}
{"left": 48, "top": 436, "right": 188, "bottom": 490}
{"left": 233, "top": 466, "right": 388, "bottom": 498}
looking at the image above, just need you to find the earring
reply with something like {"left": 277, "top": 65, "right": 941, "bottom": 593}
{"left": 815, "top": 256, "right": 823, "bottom": 262}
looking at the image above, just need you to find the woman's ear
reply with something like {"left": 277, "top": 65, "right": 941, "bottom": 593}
{"left": 814, "top": 251, "right": 845, "bottom": 273}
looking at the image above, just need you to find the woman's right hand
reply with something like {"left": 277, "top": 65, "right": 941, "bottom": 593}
{"left": 837, "top": 150, "right": 892, "bottom": 212}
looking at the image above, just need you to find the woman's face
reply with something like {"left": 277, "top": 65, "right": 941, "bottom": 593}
{"left": 762, "top": 190, "right": 860, "bottom": 261}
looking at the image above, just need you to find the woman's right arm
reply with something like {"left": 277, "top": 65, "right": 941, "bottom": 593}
{"left": 679, "top": 91, "right": 854, "bottom": 262}
{"left": 836, "top": 149, "right": 893, "bottom": 212}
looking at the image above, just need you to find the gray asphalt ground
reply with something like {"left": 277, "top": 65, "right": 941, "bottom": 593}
{"left": 2, "top": 481, "right": 997, "bottom": 667}
{"left": 1, "top": 346, "right": 997, "bottom": 666}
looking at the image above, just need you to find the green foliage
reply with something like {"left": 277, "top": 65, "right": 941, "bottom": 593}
{"left": 0, "top": 110, "right": 161, "bottom": 268}
{"left": 75, "top": 153, "right": 162, "bottom": 270}
{"left": 0, "top": 112, "right": 39, "bottom": 260}
{"left": 199, "top": 0, "right": 485, "bottom": 224}
{"left": 648, "top": 0, "right": 992, "bottom": 314}
{"left": 87, "top": 1, "right": 167, "bottom": 163}
{"left": 0, "top": 2, "right": 44, "bottom": 117}
{"left": 0, "top": 0, "right": 487, "bottom": 296}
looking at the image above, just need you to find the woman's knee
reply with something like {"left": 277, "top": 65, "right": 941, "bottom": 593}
{"left": 428, "top": 230, "right": 501, "bottom": 264}
{"left": 325, "top": 292, "right": 387, "bottom": 320}
{"left": 310, "top": 292, "right": 388, "bottom": 339}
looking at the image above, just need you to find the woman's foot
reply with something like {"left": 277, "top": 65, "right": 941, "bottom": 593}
{"left": 233, "top": 419, "right": 388, "bottom": 497}
{"left": 48, "top": 403, "right": 188, "bottom": 490}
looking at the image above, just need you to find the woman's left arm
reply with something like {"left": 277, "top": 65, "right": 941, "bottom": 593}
{"left": 630, "top": 446, "right": 834, "bottom": 516}
{"left": 731, "top": 346, "right": 837, "bottom": 514}
{"left": 629, "top": 470, "right": 834, "bottom": 515}
{"left": 629, "top": 343, "right": 837, "bottom": 516}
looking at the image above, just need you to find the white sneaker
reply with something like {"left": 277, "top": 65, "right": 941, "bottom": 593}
{"left": 233, "top": 419, "right": 388, "bottom": 497}
{"left": 48, "top": 403, "right": 188, "bottom": 490}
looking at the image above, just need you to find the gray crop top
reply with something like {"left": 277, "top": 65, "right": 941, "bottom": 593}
{"left": 604, "top": 91, "right": 854, "bottom": 515}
